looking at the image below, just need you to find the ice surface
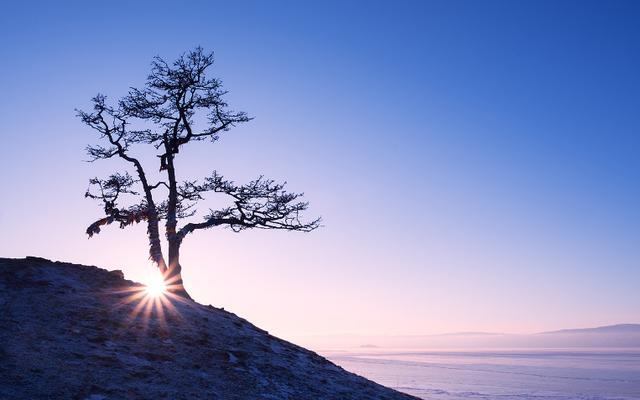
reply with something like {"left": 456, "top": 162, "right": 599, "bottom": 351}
{"left": 326, "top": 349, "right": 640, "bottom": 400}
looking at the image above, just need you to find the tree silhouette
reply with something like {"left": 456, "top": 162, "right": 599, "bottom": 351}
{"left": 78, "top": 48, "right": 320, "bottom": 298}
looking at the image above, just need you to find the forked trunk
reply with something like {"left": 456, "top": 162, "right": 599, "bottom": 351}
{"left": 163, "top": 149, "right": 190, "bottom": 298}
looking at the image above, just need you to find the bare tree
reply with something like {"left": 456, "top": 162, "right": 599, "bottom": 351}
{"left": 78, "top": 48, "right": 320, "bottom": 298}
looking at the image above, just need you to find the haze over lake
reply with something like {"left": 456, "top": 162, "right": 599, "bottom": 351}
{"left": 315, "top": 325, "right": 640, "bottom": 399}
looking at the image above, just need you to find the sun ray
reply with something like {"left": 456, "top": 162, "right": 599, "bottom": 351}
{"left": 129, "top": 294, "right": 151, "bottom": 321}
{"left": 93, "top": 257, "right": 192, "bottom": 331}
{"left": 105, "top": 267, "right": 189, "bottom": 335}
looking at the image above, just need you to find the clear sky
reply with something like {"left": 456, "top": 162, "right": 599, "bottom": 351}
{"left": 1, "top": 1, "right": 638, "bottom": 342}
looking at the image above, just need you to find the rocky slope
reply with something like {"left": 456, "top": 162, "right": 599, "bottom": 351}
{"left": 0, "top": 257, "right": 417, "bottom": 400}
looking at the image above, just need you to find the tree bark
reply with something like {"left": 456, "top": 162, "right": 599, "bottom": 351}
{"left": 167, "top": 241, "right": 190, "bottom": 299}
{"left": 147, "top": 210, "right": 168, "bottom": 273}
{"left": 161, "top": 136, "right": 190, "bottom": 298}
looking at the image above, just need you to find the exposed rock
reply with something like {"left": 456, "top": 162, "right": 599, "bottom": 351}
{"left": 0, "top": 257, "right": 417, "bottom": 400}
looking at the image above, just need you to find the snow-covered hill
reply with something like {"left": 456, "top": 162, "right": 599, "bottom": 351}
{"left": 0, "top": 257, "right": 417, "bottom": 400}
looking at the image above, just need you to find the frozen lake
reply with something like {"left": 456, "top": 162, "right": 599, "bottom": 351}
{"left": 325, "top": 349, "right": 640, "bottom": 400}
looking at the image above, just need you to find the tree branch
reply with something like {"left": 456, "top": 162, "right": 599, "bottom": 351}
{"left": 176, "top": 172, "right": 320, "bottom": 241}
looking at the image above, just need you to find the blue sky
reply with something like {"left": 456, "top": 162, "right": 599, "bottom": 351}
{"left": 0, "top": 1, "right": 638, "bottom": 340}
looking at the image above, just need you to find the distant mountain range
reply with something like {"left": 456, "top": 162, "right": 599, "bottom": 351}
{"left": 298, "top": 324, "right": 640, "bottom": 351}
{"left": 540, "top": 324, "right": 640, "bottom": 335}
{"left": 432, "top": 324, "right": 640, "bottom": 337}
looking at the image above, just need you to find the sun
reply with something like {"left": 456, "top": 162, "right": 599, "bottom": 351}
{"left": 111, "top": 267, "right": 188, "bottom": 330}
{"left": 144, "top": 270, "right": 167, "bottom": 297}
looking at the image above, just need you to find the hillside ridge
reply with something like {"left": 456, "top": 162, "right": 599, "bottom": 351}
{"left": 0, "top": 256, "right": 416, "bottom": 400}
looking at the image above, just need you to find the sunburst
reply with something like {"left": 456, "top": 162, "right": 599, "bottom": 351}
{"left": 144, "top": 269, "right": 168, "bottom": 297}
{"left": 110, "top": 268, "right": 188, "bottom": 330}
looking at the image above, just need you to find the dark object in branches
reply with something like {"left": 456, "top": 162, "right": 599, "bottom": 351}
{"left": 77, "top": 48, "right": 320, "bottom": 298}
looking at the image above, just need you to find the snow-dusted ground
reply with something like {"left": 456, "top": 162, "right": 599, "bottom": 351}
{"left": 325, "top": 349, "right": 640, "bottom": 400}
{"left": 0, "top": 257, "right": 417, "bottom": 400}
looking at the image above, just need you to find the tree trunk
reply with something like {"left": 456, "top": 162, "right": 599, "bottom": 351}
{"left": 167, "top": 242, "right": 191, "bottom": 299}
{"left": 162, "top": 145, "right": 190, "bottom": 298}
{"left": 147, "top": 211, "right": 168, "bottom": 273}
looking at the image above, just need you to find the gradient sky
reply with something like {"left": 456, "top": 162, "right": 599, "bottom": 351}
{"left": 1, "top": 1, "right": 639, "bottom": 343}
